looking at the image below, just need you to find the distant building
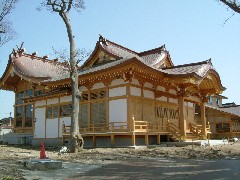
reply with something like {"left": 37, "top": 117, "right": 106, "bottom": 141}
{"left": 0, "top": 35, "right": 238, "bottom": 146}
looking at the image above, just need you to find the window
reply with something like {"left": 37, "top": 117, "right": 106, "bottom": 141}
{"left": 216, "top": 123, "right": 230, "bottom": 133}
{"left": 17, "top": 91, "right": 24, "bottom": 104}
{"left": 46, "top": 106, "right": 58, "bottom": 118}
{"left": 60, "top": 104, "right": 72, "bottom": 117}
{"left": 25, "top": 104, "right": 33, "bottom": 127}
{"left": 16, "top": 106, "right": 23, "bottom": 127}
{"left": 26, "top": 89, "right": 33, "bottom": 97}
{"left": 80, "top": 93, "right": 89, "bottom": 101}
{"left": 79, "top": 104, "right": 88, "bottom": 128}
{"left": 91, "top": 92, "right": 98, "bottom": 99}
{"left": 208, "top": 96, "right": 212, "bottom": 105}
{"left": 91, "top": 102, "right": 106, "bottom": 126}
{"left": 15, "top": 89, "right": 34, "bottom": 128}
{"left": 216, "top": 98, "right": 220, "bottom": 106}
{"left": 35, "top": 90, "right": 43, "bottom": 96}
{"left": 90, "top": 90, "right": 106, "bottom": 100}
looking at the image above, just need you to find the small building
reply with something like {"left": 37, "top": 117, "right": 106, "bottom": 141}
{"left": 0, "top": 36, "right": 232, "bottom": 146}
{"left": 204, "top": 97, "right": 240, "bottom": 139}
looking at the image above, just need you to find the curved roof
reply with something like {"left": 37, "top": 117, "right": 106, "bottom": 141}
{"left": 0, "top": 36, "right": 226, "bottom": 95}
{"left": 0, "top": 51, "right": 69, "bottom": 90}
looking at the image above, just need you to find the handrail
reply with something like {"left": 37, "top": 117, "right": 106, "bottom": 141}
{"left": 166, "top": 120, "right": 180, "bottom": 140}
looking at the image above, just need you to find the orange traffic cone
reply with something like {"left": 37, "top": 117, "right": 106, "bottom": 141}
{"left": 40, "top": 141, "right": 46, "bottom": 159}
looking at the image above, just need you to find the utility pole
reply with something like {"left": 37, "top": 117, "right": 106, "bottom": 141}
{"left": 9, "top": 112, "right": 12, "bottom": 126}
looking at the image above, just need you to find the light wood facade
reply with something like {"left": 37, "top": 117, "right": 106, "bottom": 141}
{"left": 1, "top": 35, "right": 237, "bottom": 146}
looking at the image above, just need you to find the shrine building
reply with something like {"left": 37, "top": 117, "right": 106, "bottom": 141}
{"left": 1, "top": 36, "right": 239, "bottom": 147}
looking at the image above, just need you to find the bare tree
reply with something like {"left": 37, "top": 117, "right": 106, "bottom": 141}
{"left": 43, "top": 0, "right": 85, "bottom": 153}
{"left": 52, "top": 47, "right": 91, "bottom": 66}
{"left": 0, "top": 0, "right": 18, "bottom": 47}
{"left": 220, "top": 0, "right": 240, "bottom": 13}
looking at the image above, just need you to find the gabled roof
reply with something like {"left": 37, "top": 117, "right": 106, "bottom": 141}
{"left": 81, "top": 35, "right": 173, "bottom": 70}
{"left": 0, "top": 35, "right": 225, "bottom": 95}
{"left": 220, "top": 105, "right": 240, "bottom": 116}
{"left": 162, "top": 59, "right": 214, "bottom": 78}
{"left": 0, "top": 50, "right": 69, "bottom": 90}
{"left": 206, "top": 105, "right": 240, "bottom": 118}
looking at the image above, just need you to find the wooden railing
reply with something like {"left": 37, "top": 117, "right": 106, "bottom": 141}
{"left": 62, "top": 118, "right": 167, "bottom": 136}
{"left": 166, "top": 121, "right": 180, "bottom": 140}
{"left": 189, "top": 123, "right": 202, "bottom": 137}
{"left": 189, "top": 122, "right": 211, "bottom": 139}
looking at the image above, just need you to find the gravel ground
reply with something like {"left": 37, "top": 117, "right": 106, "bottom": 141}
{"left": 0, "top": 141, "right": 240, "bottom": 179}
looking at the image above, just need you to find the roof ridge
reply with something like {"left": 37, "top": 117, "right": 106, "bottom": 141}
{"left": 162, "top": 59, "right": 211, "bottom": 70}
{"left": 139, "top": 45, "right": 165, "bottom": 56}
{"left": 99, "top": 35, "right": 139, "bottom": 55}
{"left": 20, "top": 53, "right": 67, "bottom": 67}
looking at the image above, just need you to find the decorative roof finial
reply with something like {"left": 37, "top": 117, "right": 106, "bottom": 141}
{"left": 206, "top": 58, "right": 212, "bottom": 65}
{"left": 16, "top": 42, "right": 25, "bottom": 54}
{"left": 99, "top": 34, "right": 108, "bottom": 46}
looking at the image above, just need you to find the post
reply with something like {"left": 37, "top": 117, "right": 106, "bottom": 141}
{"left": 145, "top": 133, "right": 149, "bottom": 145}
{"left": 157, "top": 133, "right": 160, "bottom": 145}
{"left": 111, "top": 134, "right": 115, "bottom": 147}
{"left": 200, "top": 100, "right": 207, "bottom": 139}
{"left": 132, "top": 115, "right": 136, "bottom": 146}
{"left": 178, "top": 96, "right": 186, "bottom": 140}
{"left": 9, "top": 112, "right": 12, "bottom": 126}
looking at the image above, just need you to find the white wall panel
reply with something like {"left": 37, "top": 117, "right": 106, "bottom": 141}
{"left": 109, "top": 99, "right": 127, "bottom": 123}
{"left": 34, "top": 108, "right": 46, "bottom": 138}
{"left": 46, "top": 118, "right": 58, "bottom": 138}
{"left": 35, "top": 100, "right": 46, "bottom": 107}
{"left": 156, "top": 96, "right": 167, "bottom": 102}
{"left": 144, "top": 90, "right": 154, "bottom": 99}
{"left": 169, "top": 89, "right": 177, "bottom": 95}
{"left": 130, "top": 87, "right": 141, "bottom": 96}
{"left": 110, "top": 79, "right": 126, "bottom": 86}
{"left": 157, "top": 86, "right": 165, "bottom": 92}
{"left": 144, "top": 82, "right": 153, "bottom": 88}
{"left": 109, "top": 87, "right": 126, "bottom": 97}
{"left": 60, "top": 95, "right": 71, "bottom": 103}
{"left": 169, "top": 98, "right": 178, "bottom": 104}
{"left": 47, "top": 98, "right": 58, "bottom": 105}
{"left": 131, "top": 78, "right": 140, "bottom": 85}
{"left": 79, "top": 86, "right": 88, "bottom": 92}
{"left": 92, "top": 82, "right": 105, "bottom": 90}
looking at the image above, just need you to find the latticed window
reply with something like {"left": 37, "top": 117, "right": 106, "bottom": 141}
{"left": 15, "top": 89, "right": 33, "bottom": 128}
{"left": 79, "top": 104, "right": 88, "bottom": 128}
{"left": 46, "top": 106, "right": 58, "bottom": 119}
{"left": 216, "top": 123, "right": 230, "bottom": 133}
{"left": 16, "top": 106, "right": 23, "bottom": 127}
{"left": 60, "top": 104, "right": 72, "bottom": 117}
{"left": 25, "top": 104, "right": 33, "bottom": 127}
{"left": 91, "top": 102, "right": 106, "bottom": 127}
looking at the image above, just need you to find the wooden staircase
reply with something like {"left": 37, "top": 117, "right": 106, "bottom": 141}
{"left": 167, "top": 122, "right": 210, "bottom": 141}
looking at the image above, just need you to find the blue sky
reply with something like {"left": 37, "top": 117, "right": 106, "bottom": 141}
{"left": 0, "top": 0, "right": 240, "bottom": 119}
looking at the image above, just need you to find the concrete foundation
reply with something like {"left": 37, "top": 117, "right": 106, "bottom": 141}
{"left": 3, "top": 132, "right": 33, "bottom": 145}
{"left": 31, "top": 138, "right": 62, "bottom": 147}
{"left": 20, "top": 159, "right": 62, "bottom": 171}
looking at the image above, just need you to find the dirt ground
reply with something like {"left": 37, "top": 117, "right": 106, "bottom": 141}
{"left": 0, "top": 141, "right": 240, "bottom": 179}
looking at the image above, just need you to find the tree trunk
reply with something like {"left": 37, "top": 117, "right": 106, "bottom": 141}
{"left": 60, "top": 12, "right": 83, "bottom": 153}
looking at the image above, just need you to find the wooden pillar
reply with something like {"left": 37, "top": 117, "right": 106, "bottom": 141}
{"left": 132, "top": 115, "right": 136, "bottom": 146}
{"left": 157, "top": 134, "right": 160, "bottom": 145}
{"left": 93, "top": 135, "right": 96, "bottom": 147}
{"left": 145, "top": 133, "right": 149, "bottom": 145}
{"left": 178, "top": 96, "right": 186, "bottom": 140}
{"left": 111, "top": 134, "right": 115, "bottom": 147}
{"left": 200, "top": 101, "right": 207, "bottom": 139}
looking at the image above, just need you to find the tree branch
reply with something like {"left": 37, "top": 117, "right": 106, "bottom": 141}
{"left": 220, "top": 0, "right": 240, "bottom": 14}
